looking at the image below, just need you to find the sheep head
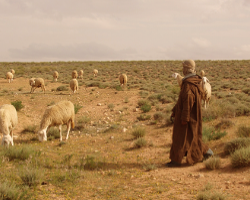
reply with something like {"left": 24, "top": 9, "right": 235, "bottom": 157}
{"left": 37, "top": 129, "right": 47, "bottom": 142}
{"left": 172, "top": 73, "right": 179, "bottom": 79}
{"left": 2, "top": 135, "right": 13, "bottom": 147}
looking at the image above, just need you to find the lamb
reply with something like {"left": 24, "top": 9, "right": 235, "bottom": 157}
{"left": 53, "top": 71, "right": 59, "bottom": 82}
{"left": 79, "top": 70, "right": 84, "bottom": 79}
{"left": 0, "top": 104, "right": 18, "bottom": 147}
{"left": 201, "top": 70, "right": 205, "bottom": 77}
{"left": 172, "top": 73, "right": 184, "bottom": 88}
{"left": 201, "top": 77, "right": 212, "bottom": 109}
{"left": 70, "top": 79, "right": 78, "bottom": 93}
{"left": 30, "top": 78, "right": 46, "bottom": 93}
{"left": 72, "top": 70, "right": 78, "bottom": 79}
{"left": 6, "top": 72, "right": 13, "bottom": 83}
{"left": 119, "top": 74, "right": 127, "bottom": 87}
{"left": 37, "top": 100, "right": 75, "bottom": 142}
{"left": 93, "top": 69, "right": 98, "bottom": 77}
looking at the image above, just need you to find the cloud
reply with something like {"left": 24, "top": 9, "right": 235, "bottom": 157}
{"left": 192, "top": 38, "right": 211, "bottom": 48}
{"left": 8, "top": 42, "right": 139, "bottom": 61}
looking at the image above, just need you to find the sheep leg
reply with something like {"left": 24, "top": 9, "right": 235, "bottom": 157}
{"left": 59, "top": 125, "right": 62, "bottom": 142}
{"left": 204, "top": 100, "right": 207, "bottom": 109}
{"left": 10, "top": 129, "right": 14, "bottom": 146}
{"left": 66, "top": 122, "right": 71, "bottom": 141}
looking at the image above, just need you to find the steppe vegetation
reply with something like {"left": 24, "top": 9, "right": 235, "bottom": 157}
{"left": 0, "top": 60, "right": 250, "bottom": 199}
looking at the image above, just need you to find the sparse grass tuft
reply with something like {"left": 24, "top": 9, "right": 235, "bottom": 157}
{"left": 108, "top": 103, "right": 115, "bottom": 111}
{"left": 47, "top": 127, "right": 60, "bottom": 141}
{"left": 141, "top": 104, "right": 151, "bottom": 113}
{"left": 204, "top": 156, "right": 221, "bottom": 170}
{"left": 3, "top": 146, "right": 35, "bottom": 161}
{"left": 19, "top": 166, "right": 44, "bottom": 187}
{"left": 132, "top": 127, "right": 146, "bottom": 139}
{"left": 215, "top": 118, "right": 234, "bottom": 130}
{"left": 202, "top": 126, "right": 227, "bottom": 143}
{"left": 0, "top": 181, "right": 27, "bottom": 200}
{"left": 21, "top": 125, "right": 37, "bottom": 134}
{"left": 134, "top": 138, "right": 147, "bottom": 148}
{"left": 231, "top": 146, "right": 250, "bottom": 168}
{"left": 137, "top": 114, "right": 151, "bottom": 121}
{"left": 224, "top": 137, "right": 250, "bottom": 155}
{"left": 56, "top": 85, "right": 68, "bottom": 91}
{"left": 236, "top": 125, "right": 250, "bottom": 137}
{"left": 11, "top": 100, "right": 24, "bottom": 111}
{"left": 74, "top": 104, "right": 83, "bottom": 114}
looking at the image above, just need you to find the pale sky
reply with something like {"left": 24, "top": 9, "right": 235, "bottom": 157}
{"left": 0, "top": 0, "right": 249, "bottom": 62}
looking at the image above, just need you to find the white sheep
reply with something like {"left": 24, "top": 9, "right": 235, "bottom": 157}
{"left": 201, "top": 77, "right": 212, "bottom": 109}
{"left": 72, "top": 70, "right": 78, "bottom": 79}
{"left": 11, "top": 69, "right": 15, "bottom": 74}
{"left": 79, "top": 70, "right": 84, "bottom": 79}
{"left": 70, "top": 79, "right": 78, "bottom": 94}
{"left": 172, "top": 73, "right": 184, "bottom": 88}
{"left": 37, "top": 100, "right": 75, "bottom": 142}
{"left": 201, "top": 70, "right": 205, "bottom": 77}
{"left": 30, "top": 78, "right": 46, "bottom": 93}
{"left": 119, "top": 74, "right": 127, "bottom": 87}
{"left": 93, "top": 69, "right": 98, "bottom": 77}
{"left": 6, "top": 72, "right": 13, "bottom": 83}
{"left": 0, "top": 104, "right": 18, "bottom": 147}
{"left": 53, "top": 71, "right": 59, "bottom": 82}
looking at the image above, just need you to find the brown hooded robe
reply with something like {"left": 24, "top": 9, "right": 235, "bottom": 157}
{"left": 170, "top": 75, "right": 209, "bottom": 165}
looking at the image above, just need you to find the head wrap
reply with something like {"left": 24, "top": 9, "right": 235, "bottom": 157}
{"left": 182, "top": 59, "right": 196, "bottom": 76}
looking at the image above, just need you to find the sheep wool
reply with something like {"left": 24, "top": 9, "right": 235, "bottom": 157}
{"left": 30, "top": 78, "right": 46, "bottom": 93}
{"left": 79, "top": 70, "right": 84, "bottom": 79}
{"left": 70, "top": 79, "right": 78, "bottom": 93}
{"left": 93, "top": 69, "right": 98, "bottom": 77}
{"left": 201, "top": 77, "right": 211, "bottom": 109}
{"left": 11, "top": 69, "right": 15, "bottom": 74}
{"left": 72, "top": 70, "right": 78, "bottom": 79}
{"left": 119, "top": 74, "right": 128, "bottom": 86}
{"left": 6, "top": 72, "right": 13, "bottom": 83}
{"left": 38, "top": 100, "right": 75, "bottom": 142}
{"left": 53, "top": 71, "right": 59, "bottom": 81}
{"left": 0, "top": 104, "right": 18, "bottom": 146}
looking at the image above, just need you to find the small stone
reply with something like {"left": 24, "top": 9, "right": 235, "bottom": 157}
{"left": 97, "top": 103, "right": 102, "bottom": 106}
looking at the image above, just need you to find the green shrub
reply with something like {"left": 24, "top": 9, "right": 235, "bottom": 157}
{"left": 74, "top": 104, "right": 83, "bottom": 114}
{"left": 132, "top": 127, "right": 146, "bottom": 139}
{"left": 153, "top": 112, "right": 164, "bottom": 121}
{"left": 141, "top": 104, "right": 151, "bottom": 113}
{"left": 202, "top": 126, "right": 227, "bottom": 143}
{"left": 19, "top": 166, "right": 44, "bottom": 187}
{"left": 204, "top": 156, "right": 221, "bottom": 170}
{"left": 21, "top": 125, "right": 37, "bottom": 134}
{"left": 47, "top": 127, "right": 60, "bottom": 141}
{"left": 108, "top": 103, "right": 115, "bottom": 111}
{"left": 215, "top": 119, "right": 234, "bottom": 130}
{"left": 11, "top": 100, "right": 24, "bottom": 111}
{"left": 4, "top": 146, "right": 35, "bottom": 161}
{"left": 231, "top": 146, "right": 250, "bottom": 168}
{"left": 225, "top": 137, "right": 250, "bottom": 155}
{"left": 137, "top": 99, "right": 150, "bottom": 107}
{"left": 56, "top": 85, "right": 68, "bottom": 91}
{"left": 137, "top": 114, "right": 151, "bottom": 121}
{"left": 134, "top": 138, "right": 147, "bottom": 148}
{"left": 236, "top": 125, "right": 250, "bottom": 137}
{"left": 0, "top": 182, "right": 26, "bottom": 200}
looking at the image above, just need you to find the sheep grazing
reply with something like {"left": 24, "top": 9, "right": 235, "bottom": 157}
{"left": 93, "top": 69, "right": 98, "bottom": 77}
{"left": 119, "top": 74, "right": 127, "bottom": 87}
{"left": 201, "top": 70, "right": 205, "bottom": 77}
{"left": 201, "top": 77, "right": 212, "bottom": 109}
{"left": 6, "top": 72, "right": 14, "bottom": 83}
{"left": 79, "top": 70, "right": 84, "bottom": 79}
{"left": 30, "top": 78, "right": 46, "bottom": 93}
{"left": 172, "top": 73, "right": 184, "bottom": 88}
{"left": 70, "top": 79, "right": 78, "bottom": 94}
{"left": 53, "top": 71, "right": 59, "bottom": 82}
{"left": 72, "top": 70, "right": 78, "bottom": 79}
{"left": 0, "top": 104, "right": 18, "bottom": 147}
{"left": 37, "top": 100, "right": 75, "bottom": 142}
